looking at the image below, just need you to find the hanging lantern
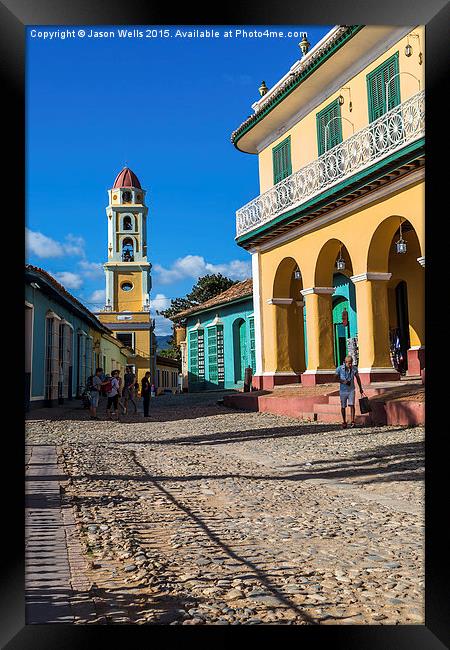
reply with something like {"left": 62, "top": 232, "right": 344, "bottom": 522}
{"left": 338, "top": 94, "right": 345, "bottom": 106}
{"left": 396, "top": 221, "right": 407, "bottom": 254}
{"left": 405, "top": 42, "right": 413, "bottom": 57}
{"left": 336, "top": 246, "right": 346, "bottom": 271}
{"left": 293, "top": 266, "right": 301, "bottom": 280}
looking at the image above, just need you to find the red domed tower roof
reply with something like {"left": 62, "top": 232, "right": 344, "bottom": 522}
{"left": 113, "top": 167, "right": 142, "bottom": 189}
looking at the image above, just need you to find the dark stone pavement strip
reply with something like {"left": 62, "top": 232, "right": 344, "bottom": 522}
{"left": 25, "top": 445, "right": 96, "bottom": 624}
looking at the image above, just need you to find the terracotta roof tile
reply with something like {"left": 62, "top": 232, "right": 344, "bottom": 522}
{"left": 172, "top": 278, "right": 253, "bottom": 320}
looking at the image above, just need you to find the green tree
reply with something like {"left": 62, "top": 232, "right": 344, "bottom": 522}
{"left": 157, "top": 274, "right": 238, "bottom": 359}
{"left": 159, "top": 274, "right": 238, "bottom": 321}
{"left": 157, "top": 333, "right": 181, "bottom": 361}
{"left": 186, "top": 273, "right": 238, "bottom": 305}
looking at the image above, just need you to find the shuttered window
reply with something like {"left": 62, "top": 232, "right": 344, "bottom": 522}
{"left": 367, "top": 52, "right": 400, "bottom": 122}
{"left": 316, "top": 99, "right": 343, "bottom": 156}
{"left": 197, "top": 330, "right": 205, "bottom": 381}
{"left": 189, "top": 331, "right": 198, "bottom": 381}
{"left": 272, "top": 136, "right": 292, "bottom": 185}
{"left": 189, "top": 329, "right": 205, "bottom": 385}
{"left": 217, "top": 325, "right": 224, "bottom": 383}
{"left": 208, "top": 326, "right": 218, "bottom": 383}
{"left": 249, "top": 318, "right": 256, "bottom": 374}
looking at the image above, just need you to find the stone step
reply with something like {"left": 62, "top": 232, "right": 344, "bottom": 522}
{"left": 328, "top": 389, "right": 383, "bottom": 403}
{"left": 315, "top": 412, "right": 372, "bottom": 425}
{"left": 314, "top": 402, "right": 368, "bottom": 416}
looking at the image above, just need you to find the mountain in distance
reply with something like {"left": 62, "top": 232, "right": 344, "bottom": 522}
{"left": 156, "top": 335, "right": 172, "bottom": 351}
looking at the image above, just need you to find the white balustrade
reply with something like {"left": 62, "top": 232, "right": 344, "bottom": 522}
{"left": 236, "top": 91, "right": 425, "bottom": 238}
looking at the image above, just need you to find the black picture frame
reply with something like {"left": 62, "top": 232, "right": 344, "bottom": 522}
{"left": 2, "top": 0, "right": 449, "bottom": 646}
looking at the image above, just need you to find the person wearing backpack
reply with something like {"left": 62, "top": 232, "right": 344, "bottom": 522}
{"left": 89, "top": 367, "right": 108, "bottom": 420}
{"left": 106, "top": 369, "right": 121, "bottom": 420}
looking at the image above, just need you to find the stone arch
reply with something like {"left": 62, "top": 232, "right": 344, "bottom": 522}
{"left": 314, "top": 238, "right": 354, "bottom": 287}
{"left": 378, "top": 218, "right": 425, "bottom": 374}
{"left": 367, "top": 215, "right": 424, "bottom": 273}
{"left": 272, "top": 257, "right": 305, "bottom": 375}
{"left": 122, "top": 214, "right": 136, "bottom": 231}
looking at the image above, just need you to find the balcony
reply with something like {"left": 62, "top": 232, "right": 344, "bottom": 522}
{"left": 236, "top": 91, "right": 424, "bottom": 239}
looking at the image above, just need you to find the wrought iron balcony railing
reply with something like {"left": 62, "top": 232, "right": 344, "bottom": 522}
{"left": 236, "top": 91, "right": 425, "bottom": 238}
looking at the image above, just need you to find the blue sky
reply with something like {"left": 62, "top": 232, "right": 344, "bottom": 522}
{"left": 26, "top": 24, "right": 331, "bottom": 334}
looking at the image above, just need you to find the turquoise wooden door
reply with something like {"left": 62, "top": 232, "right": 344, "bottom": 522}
{"left": 333, "top": 298, "right": 350, "bottom": 366}
{"left": 239, "top": 320, "right": 247, "bottom": 381}
{"left": 233, "top": 319, "right": 247, "bottom": 383}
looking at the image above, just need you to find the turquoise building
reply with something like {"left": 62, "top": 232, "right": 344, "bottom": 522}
{"left": 25, "top": 265, "right": 129, "bottom": 410}
{"left": 174, "top": 280, "right": 255, "bottom": 391}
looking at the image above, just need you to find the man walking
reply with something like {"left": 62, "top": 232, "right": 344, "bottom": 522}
{"left": 335, "top": 355, "right": 365, "bottom": 428}
{"left": 141, "top": 371, "right": 151, "bottom": 417}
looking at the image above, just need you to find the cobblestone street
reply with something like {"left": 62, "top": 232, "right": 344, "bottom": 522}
{"left": 25, "top": 392, "right": 424, "bottom": 625}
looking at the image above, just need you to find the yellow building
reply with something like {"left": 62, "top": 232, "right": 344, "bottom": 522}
{"left": 156, "top": 355, "right": 182, "bottom": 395}
{"left": 232, "top": 25, "right": 424, "bottom": 388}
{"left": 95, "top": 167, "right": 156, "bottom": 383}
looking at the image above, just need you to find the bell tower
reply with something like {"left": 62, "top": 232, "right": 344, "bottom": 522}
{"left": 96, "top": 167, "right": 156, "bottom": 382}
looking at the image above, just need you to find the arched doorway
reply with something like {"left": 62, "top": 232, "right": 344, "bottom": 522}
{"left": 332, "top": 272, "right": 357, "bottom": 366}
{"left": 314, "top": 241, "right": 356, "bottom": 368}
{"left": 367, "top": 216, "right": 424, "bottom": 377}
{"left": 272, "top": 257, "right": 305, "bottom": 377}
{"left": 232, "top": 318, "right": 247, "bottom": 383}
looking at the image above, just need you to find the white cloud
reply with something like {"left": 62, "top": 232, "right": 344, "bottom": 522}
{"left": 154, "top": 313, "right": 174, "bottom": 336}
{"left": 26, "top": 228, "right": 86, "bottom": 259}
{"left": 64, "top": 234, "right": 85, "bottom": 257}
{"left": 53, "top": 271, "right": 83, "bottom": 290}
{"left": 89, "top": 289, "right": 106, "bottom": 304}
{"left": 26, "top": 229, "right": 64, "bottom": 258}
{"left": 150, "top": 293, "right": 173, "bottom": 336}
{"left": 154, "top": 255, "right": 251, "bottom": 285}
{"left": 79, "top": 259, "right": 104, "bottom": 279}
{"left": 151, "top": 293, "right": 171, "bottom": 312}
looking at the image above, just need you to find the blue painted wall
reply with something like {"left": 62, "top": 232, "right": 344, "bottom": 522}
{"left": 25, "top": 283, "right": 95, "bottom": 401}
{"left": 186, "top": 297, "right": 254, "bottom": 391}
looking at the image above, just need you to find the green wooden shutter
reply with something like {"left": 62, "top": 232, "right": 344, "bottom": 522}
{"left": 272, "top": 136, "right": 292, "bottom": 185}
{"left": 249, "top": 318, "right": 256, "bottom": 374}
{"left": 367, "top": 52, "right": 400, "bottom": 122}
{"left": 208, "top": 326, "right": 218, "bottom": 383}
{"left": 189, "top": 331, "right": 198, "bottom": 383}
{"left": 217, "top": 325, "right": 224, "bottom": 383}
{"left": 316, "top": 99, "right": 342, "bottom": 156}
{"left": 197, "top": 330, "right": 205, "bottom": 382}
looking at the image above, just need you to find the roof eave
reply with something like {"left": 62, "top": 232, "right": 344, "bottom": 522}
{"left": 231, "top": 25, "right": 364, "bottom": 152}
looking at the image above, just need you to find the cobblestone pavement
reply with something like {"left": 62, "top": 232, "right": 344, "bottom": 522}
{"left": 25, "top": 391, "right": 424, "bottom": 625}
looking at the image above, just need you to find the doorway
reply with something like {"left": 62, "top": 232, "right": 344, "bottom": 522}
{"left": 333, "top": 296, "right": 350, "bottom": 366}
{"left": 395, "top": 280, "right": 410, "bottom": 373}
{"left": 233, "top": 319, "right": 247, "bottom": 383}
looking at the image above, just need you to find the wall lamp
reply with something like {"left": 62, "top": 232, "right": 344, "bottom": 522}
{"left": 405, "top": 32, "right": 423, "bottom": 65}
{"left": 338, "top": 86, "right": 352, "bottom": 112}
